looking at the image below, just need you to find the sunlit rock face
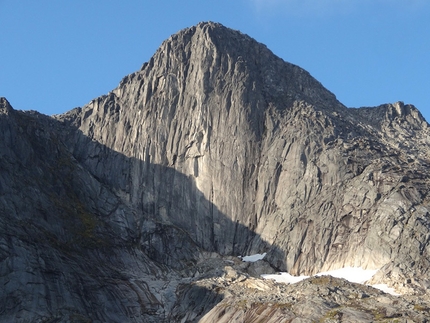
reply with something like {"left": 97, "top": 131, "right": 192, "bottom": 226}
{"left": 57, "top": 22, "right": 430, "bottom": 279}
{"left": 2, "top": 22, "right": 430, "bottom": 322}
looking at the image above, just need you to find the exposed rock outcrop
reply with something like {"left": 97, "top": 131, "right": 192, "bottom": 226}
{"left": 1, "top": 22, "right": 430, "bottom": 322}
{"left": 190, "top": 271, "right": 430, "bottom": 323}
{"left": 0, "top": 97, "right": 181, "bottom": 322}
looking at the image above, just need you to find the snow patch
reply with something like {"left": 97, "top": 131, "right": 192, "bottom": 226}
{"left": 261, "top": 272, "right": 309, "bottom": 284}
{"left": 315, "top": 267, "right": 378, "bottom": 284}
{"left": 239, "top": 253, "right": 267, "bottom": 262}
{"left": 262, "top": 267, "right": 400, "bottom": 296}
{"left": 372, "top": 284, "right": 401, "bottom": 296}
{"left": 239, "top": 254, "right": 400, "bottom": 296}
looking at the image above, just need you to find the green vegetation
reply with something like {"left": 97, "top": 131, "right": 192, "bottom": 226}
{"left": 311, "top": 276, "right": 333, "bottom": 285}
{"left": 319, "top": 309, "right": 341, "bottom": 322}
{"left": 272, "top": 302, "right": 293, "bottom": 310}
{"left": 236, "top": 299, "right": 248, "bottom": 309}
{"left": 413, "top": 303, "right": 429, "bottom": 312}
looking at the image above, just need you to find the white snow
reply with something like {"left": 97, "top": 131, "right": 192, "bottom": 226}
{"left": 372, "top": 284, "right": 401, "bottom": 296}
{"left": 238, "top": 253, "right": 400, "bottom": 296}
{"left": 315, "top": 267, "right": 378, "bottom": 284}
{"left": 262, "top": 267, "right": 376, "bottom": 285}
{"left": 261, "top": 272, "right": 309, "bottom": 284}
{"left": 261, "top": 267, "right": 400, "bottom": 296}
{"left": 240, "top": 253, "right": 267, "bottom": 262}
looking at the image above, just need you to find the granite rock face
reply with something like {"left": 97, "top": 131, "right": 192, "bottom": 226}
{"left": 0, "top": 97, "right": 192, "bottom": 322}
{"left": 1, "top": 22, "right": 430, "bottom": 322}
{"left": 57, "top": 22, "right": 430, "bottom": 283}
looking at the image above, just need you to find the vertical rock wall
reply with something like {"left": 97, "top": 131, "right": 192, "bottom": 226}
{"left": 56, "top": 23, "right": 430, "bottom": 283}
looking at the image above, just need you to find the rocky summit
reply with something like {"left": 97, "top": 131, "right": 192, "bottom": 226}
{"left": 1, "top": 22, "right": 430, "bottom": 322}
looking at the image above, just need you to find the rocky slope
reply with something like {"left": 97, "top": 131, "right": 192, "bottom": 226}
{"left": 1, "top": 22, "right": 430, "bottom": 322}
{"left": 0, "top": 97, "right": 181, "bottom": 322}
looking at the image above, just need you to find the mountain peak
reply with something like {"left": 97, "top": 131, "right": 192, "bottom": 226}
{"left": 0, "top": 97, "right": 13, "bottom": 112}
{"left": 147, "top": 21, "right": 265, "bottom": 68}
{"left": 129, "top": 21, "right": 341, "bottom": 118}
{"left": 167, "top": 21, "right": 253, "bottom": 46}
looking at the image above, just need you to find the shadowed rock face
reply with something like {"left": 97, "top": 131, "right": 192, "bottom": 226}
{"left": 2, "top": 22, "right": 430, "bottom": 322}
{"left": 0, "top": 98, "right": 183, "bottom": 322}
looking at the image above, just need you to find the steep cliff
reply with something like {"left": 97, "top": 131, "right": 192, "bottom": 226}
{"left": 2, "top": 21, "right": 430, "bottom": 322}
{"left": 0, "top": 97, "right": 197, "bottom": 322}
{"left": 57, "top": 22, "right": 430, "bottom": 286}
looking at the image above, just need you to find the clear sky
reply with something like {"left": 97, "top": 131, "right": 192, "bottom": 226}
{"left": 1, "top": 0, "right": 429, "bottom": 122}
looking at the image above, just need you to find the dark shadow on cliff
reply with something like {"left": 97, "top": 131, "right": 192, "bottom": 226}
{"left": 56, "top": 114, "right": 284, "bottom": 265}
{"left": 0, "top": 104, "right": 286, "bottom": 322}
{"left": 56, "top": 112, "right": 288, "bottom": 323}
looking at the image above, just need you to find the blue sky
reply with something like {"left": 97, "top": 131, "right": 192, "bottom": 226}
{"left": 1, "top": 0, "right": 429, "bottom": 121}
